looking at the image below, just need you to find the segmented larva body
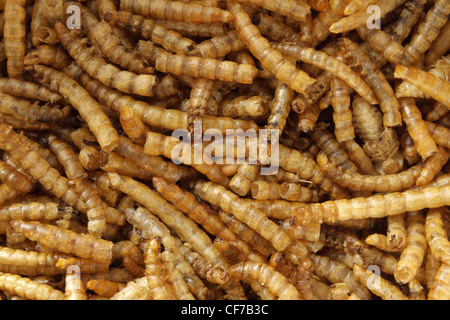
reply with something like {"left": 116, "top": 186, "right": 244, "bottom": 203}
{"left": 329, "top": 0, "right": 407, "bottom": 33}
{"left": 155, "top": 53, "right": 258, "bottom": 84}
{"left": 394, "top": 211, "right": 427, "bottom": 284}
{"left": 79, "top": 6, "right": 153, "bottom": 75}
{"left": 425, "top": 208, "right": 450, "bottom": 264}
{"left": 120, "top": 0, "right": 234, "bottom": 24}
{"left": 23, "top": 44, "right": 73, "bottom": 71}
{"left": 425, "top": 20, "right": 450, "bottom": 67}
{"left": 47, "top": 134, "right": 87, "bottom": 180}
{"left": 86, "top": 279, "right": 126, "bottom": 298}
{"left": 3, "top": 0, "right": 26, "bottom": 78}
{"left": 110, "top": 276, "right": 152, "bottom": 300}
{"left": 309, "top": 254, "right": 372, "bottom": 300}
{"left": 55, "top": 257, "right": 110, "bottom": 274}
{"left": 343, "top": 140, "right": 377, "bottom": 175}
{"left": 143, "top": 131, "right": 229, "bottom": 186}
{"left": 119, "top": 106, "right": 149, "bottom": 146}
{"left": 0, "top": 77, "right": 63, "bottom": 103}
{"left": 400, "top": 97, "right": 438, "bottom": 160}
{"left": 10, "top": 220, "right": 113, "bottom": 264}
{"left": 64, "top": 268, "right": 88, "bottom": 300}
{"left": 405, "top": 0, "right": 450, "bottom": 63}
{"left": 228, "top": 261, "right": 302, "bottom": 300}
{"left": 24, "top": 65, "right": 119, "bottom": 152}
{"left": 395, "top": 65, "right": 450, "bottom": 108}
{"left": 229, "top": 163, "right": 259, "bottom": 196}
{"left": 425, "top": 121, "right": 450, "bottom": 150}
{"left": 114, "top": 135, "right": 198, "bottom": 184}
{"left": 80, "top": 70, "right": 258, "bottom": 134}
{"left": 238, "top": 0, "right": 310, "bottom": 22}
{"left": 428, "top": 262, "right": 450, "bottom": 300}
{"left": 311, "top": 125, "right": 359, "bottom": 174}
{"left": 0, "top": 272, "right": 64, "bottom": 300}
{"left": 343, "top": 0, "right": 379, "bottom": 15}
{"left": 0, "top": 202, "right": 59, "bottom": 221}
{"left": 266, "top": 82, "right": 293, "bottom": 137}
{"left": 290, "top": 186, "right": 450, "bottom": 225}
{"left": 416, "top": 147, "right": 449, "bottom": 187}
{"left": 271, "top": 42, "right": 378, "bottom": 106}
{"left": 356, "top": 26, "right": 417, "bottom": 67}
{"left": 54, "top": 23, "right": 157, "bottom": 98}
{"left": 253, "top": 12, "right": 305, "bottom": 45}
{"left": 187, "top": 78, "right": 215, "bottom": 133}
{"left": 330, "top": 76, "right": 354, "bottom": 142}
{"left": 352, "top": 264, "right": 408, "bottom": 300}
{"left": 0, "top": 159, "right": 34, "bottom": 194}
{"left": 190, "top": 179, "right": 291, "bottom": 252}
{"left": 0, "top": 246, "right": 63, "bottom": 276}
{"left": 152, "top": 177, "right": 262, "bottom": 262}
{"left": 227, "top": 0, "right": 315, "bottom": 94}
{"left": 112, "top": 10, "right": 197, "bottom": 55}
{"left": 156, "top": 18, "right": 226, "bottom": 38}
{"left": 144, "top": 237, "right": 176, "bottom": 300}
{"left": 317, "top": 152, "right": 424, "bottom": 193}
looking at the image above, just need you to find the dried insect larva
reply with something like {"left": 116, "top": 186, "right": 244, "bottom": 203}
{"left": 55, "top": 23, "right": 157, "bottom": 98}
{"left": 144, "top": 237, "right": 176, "bottom": 300}
{"left": 120, "top": 0, "right": 234, "bottom": 24}
{"left": 78, "top": 6, "right": 153, "bottom": 76}
{"left": 124, "top": 207, "right": 222, "bottom": 300}
{"left": 272, "top": 43, "right": 378, "bottom": 106}
{"left": 24, "top": 65, "right": 119, "bottom": 152}
{"left": 279, "top": 182, "right": 319, "bottom": 203}
{"left": 156, "top": 19, "right": 226, "bottom": 38}
{"left": 187, "top": 78, "right": 215, "bottom": 133}
{"left": 426, "top": 102, "right": 449, "bottom": 122}
{"left": 155, "top": 53, "right": 258, "bottom": 85}
{"left": 190, "top": 179, "right": 291, "bottom": 252}
{"left": 250, "top": 180, "right": 282, "bottom": 201}
{"left": 0, "top": 272, "right": 64, "bottom": 300}
{"left": 227, "top": 0, "right": 315, "bottom": 94}
{"left": 0, "top": 78, "right": 63, "bottom": 104}
{"left": 329, "top": 0, "right": 407, "bottom": 33}
{"left": 343, "top": 0, "right": 377, "bottom": 15}
{"left": 47, "top": 134, "right": 87, "bottom": 180}
{"left": 10, "top": 220, "right": 113, "bottom": 264}
{"left": 290, "top": 186, "right": 450, "bottom": 225}
{"left": 297, "top": 103, "right": 320, "bottom": 133}
{"left": 238, "top": 0, "right": 311, "bottom": 23}
{"left": 152, "top": 177, "right": 263, "bottom": 263}
{"left": 64, "top": 267, "right": 88, "bottom": 300}
{"left": 86, "top": 279, "right": 126, "bottom": 298}
{"left": 311, "top": 125, "right": 359, "bottom": 174}
{"left": 3, "top": 0, "right": 26, "bottom": 78}
{"left": 190, "top": 30, "right": 245, "bottom": 59}
{"left": 340, "top": 38, "right": 402, "bottom": 128}
{"left": 425, "top": 208, "right": 450, "bottom": 263}
{"left": 266, "top": 82, "right": 293, "bottom": 138}
{"left": 352, "top": 264, "right": 408, "bottom": 300}
{"left": 98, "top": 0, "right": 118, "bottom": 23}
{"left": 55, "top": 257, "right": 110, "bottom": 274}
{"left": 80, "top": 69, "right": 258, "bottom": 134}
{"left": 143, "top": 131, "right": 228, "bottom": 186}
{"left": 400, "top": 97, "right": 438, "bottom": 160}
{"left": 119, "top": 106, "right": 149, "bottom": 146}
{"left": 309, "top": 254, "right": 372, "bottom": 300}
{"left": 356, "top": 26, "right": 417, "bottom": 67}
{"left": 351, "top": 96, "right": 403, "bottom": 174}
{"left": 0, "top": 202, "right": 59, "bottom": 222}
{"left": 219, "top": 95, "right": 268, "bottom": 118}
{"left": 317, "top": 152, "right": 424, "bottom": 193}
{"left": 416, "top": 147, "right": 449, "bottom": 187}
{"left": 330, "top": 76, "right": 354, "bottom": 142}
{"left": 425, "top": 21, "right": 450, "bottom": 68}
{"left": 110, "top": 276, "right": 152, "bottom": 300}
{"left": 228, "top": 261, "right": 301, "bottom": 300}
{"left": 0, "top": 159, "right": 34, "bottom": 195}
{"left": 79, "top": 146, "right": 153, "bottom": 180}
{"left": 394, "top": 211, "right": 427, "bottom": 284}
{"left": 404, "top": 0, "right": 450, "bottom": 64}
{"left": 395, "top": 65, "right": 450, "bottom": 108}
{"left": 425, "top": 121, "right": 450, "bottom": 150}
{"left": 428, "top": 262, "right": 450, "bottom": 300}
{"left": 319, "top": 224, "right": 364, "bottom": 255}
{"left": 343, "top": 140, "right": 377, "bottom": 176}
{"left": 229, "top": 163, "right": 259, "bottom": 197}
{"left": 0, "top": 246, "right": 63, "bottom": 276}
{"left": 23, "top": 45, "right": 73, "bottom": 71}
{"left": 112, "top": 11, "right": 197, "bottom": 55}
{"left": 122, "top": 255, "right": 145, "bottom": 278}
{"left": 0, "top": 93, "right": 70, "bottom": 124}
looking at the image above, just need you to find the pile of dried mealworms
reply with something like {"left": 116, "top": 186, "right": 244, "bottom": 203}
{"left": 0, "top": 0, "right": 448, "bottom": 300}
